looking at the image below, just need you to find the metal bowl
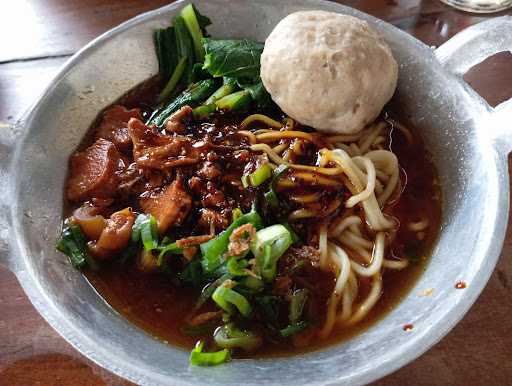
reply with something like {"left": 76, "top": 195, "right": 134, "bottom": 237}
{"left": 1, "top": 1, "right": 511, "bottom": 385}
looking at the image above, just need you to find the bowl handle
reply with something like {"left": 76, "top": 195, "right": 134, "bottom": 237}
{"left": 0, "top": 122, "right": 21, "bottom": 272}
{"left": 435, "top": 16, "right": 512, "bottom": 154}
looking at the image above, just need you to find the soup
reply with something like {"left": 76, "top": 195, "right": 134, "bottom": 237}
{"left": 57, "top": 3, "right": 441, "bottom": 365}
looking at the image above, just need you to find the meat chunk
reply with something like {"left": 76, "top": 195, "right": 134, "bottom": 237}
{"left": 280, "top": 246, "right": 321, "bottom": 273}
{"left": 140, "top": 179, "right": 192, "bottom": 234}
{"left": 95, "top": 105, "right": 142, "bottom": 152}
{"left": 67, "top": 138, "right": 126, "bottom": 202}
{"left": 128, "top": 118, "right": 199, "bottom": 170}
{"left": 197, "top": 161, "right": 221, "bottom": 180}
{"left": 72, "top": 205, "right": 107, "bottom": 241}
{"left": 165, "top": 105, "right": 193, "bottom": 134}
{"left": 198, "top": 209, "right": 229, "bottom": 232}
{"left": 188, "top": 176, "right": 207, "bottom": 196}
{"left": 202, "top": 181, "right": 227, "bottom": 208}
{"left": 89, "top": 208, "right": 136, "bottom": 259}
{"left": 272, "top": 276, "right": 293, "bottom": 296}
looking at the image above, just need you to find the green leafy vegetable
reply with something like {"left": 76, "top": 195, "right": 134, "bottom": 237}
{"left": 280, "top": 321, "right": 308, "bottom": 337}
{"left": 192, "top": 5, "right": 212, "bottom": 33}
{"left": 215, "top": 90, "right": 252, "bottom": 112}
{"left": 56, "top": 224, "right": 99, "bottom": 270}
{"left": 202, "top": 38, "right": 264, "bottom": 80}
{"left": 200, "top": 208, "right": 263, "bottom": 273}
{"left": 192, "top": 104, "right": 215, "bottom": 119}
{"left": 157, "top": 56, "right": 188, "bottom": 103}
{"left": 173, "top": 15, "right": 195, "bottom": 85}
{"left": 212, "top": 284, "right": 252, "bottom": 317}
{"left": 250, "top": 224, "right": 293, "bottom": 281}
{"left": 153, "top": 27, "right": 178, "bottom": 78}
{"left": 205, "top": 77, "right": 238, "bottom": 104}
{"left": 180, "top": 4, "right": 206, "bottom": 62}
{"left": 192, "top": 78, "right": 239, "bottom": 119}
{"left": 149, "top": 79, "right": 218, "bottom": 127}
{"left": 238, "top": 81, "right": 271, "bottom": 108}
{"left": 214, "top": 323, "right": 262, "bottom": 351}
{"left": 254, "top": 295, "right": 281, "bottom": 327}
{"left": 190, "top": 341, "right": 230, "bottom": 366}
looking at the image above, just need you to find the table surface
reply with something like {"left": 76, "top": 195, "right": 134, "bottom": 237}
{"left": 1, "top": 0, "right": 511, "bottom": 385}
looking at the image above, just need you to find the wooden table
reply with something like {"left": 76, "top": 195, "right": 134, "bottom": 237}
{"left": 1, "top": 1, "right": 511, "bottom": 384}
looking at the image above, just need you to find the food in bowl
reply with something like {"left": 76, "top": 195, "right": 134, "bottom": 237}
{"left": 261, "top": 11, "right": 398, "bottom": 134}
{"left": 57, "top": 4, "right": 441, "bottom": 366}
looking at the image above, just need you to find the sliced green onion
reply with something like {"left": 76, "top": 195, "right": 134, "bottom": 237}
{"left": 190, "top": 341, "right": 231, "bottom": 366}
{"left": 243, "top": 163, "right": 272, "bottom": 188}
{"left": 241, "top": 174, "right": 250, "bottom": 188}
{"left": 232, "top": 208, "right": 243, "bottom": 221}
{"left": 250, "top": 224, "right": 293, "bottom": 281}
{"left": 264, "top": 189, "right": 279, "bottom": 207}
{"left": 157, "top": 241, "right": 183, "bottom": 266}
{"left": 56, "top": 224, "right": 98, "bottom": 270}
{"left": 282, "top": 223, "right": 300, "bottom": 244}
{"left": 280, "top": 321, "right": 308, "bottom": 337}
{"left": 200, "top": 208, "right": 263, "bottom": 273}
{"left": 180, "top": 259, "right": 204, "bottom": 287}
{"left": 161, "top": 236, "right": 172, "bottom": 245}
{"left": 214, "top": 323, "right": 262, "bottom": 351}
{"left": 227, "top": 257, "right": 249, "bottom": 276}
{"left": 195, "top": 272, "right": 232, "bottom": 311}
{"left": 272, "top": 164, "right": 289, "bottom": 180}
{"left": 134, "top": 214, "right": 159, "bottom": 251}
{"left": 238, "top": 276, "right": 264, "bottom": 293}
{"left": 212, "top": 285, "right": 252, "bottom": 317}
{"left": 251, "top": 163, "right": 272, "bottom": 186}
{"left": 289, "top": 288, "right": 308, "bottom": 324}
{"left": 262, "top": 164, "right": 289, "bottom": 206}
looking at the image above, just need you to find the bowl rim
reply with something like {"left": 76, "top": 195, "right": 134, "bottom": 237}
{"left": 5, "top": 1, "right": 510, "bottom": 385}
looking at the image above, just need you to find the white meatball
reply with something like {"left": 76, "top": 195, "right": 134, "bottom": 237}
{"left": 260, "top": 11, "right": 398, "bottom": 134}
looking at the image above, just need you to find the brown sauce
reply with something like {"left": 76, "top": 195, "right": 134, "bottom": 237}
{"left": 74, "top": 79, "right": 442, "bottom": 358}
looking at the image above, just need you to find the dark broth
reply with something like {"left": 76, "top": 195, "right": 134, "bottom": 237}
{"left": 76, "top": 79, "right": 441, "bottom": 357}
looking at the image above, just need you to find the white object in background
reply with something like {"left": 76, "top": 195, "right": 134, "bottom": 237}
{"left": 441, "top": 0, "right": 512, "bottom": 12}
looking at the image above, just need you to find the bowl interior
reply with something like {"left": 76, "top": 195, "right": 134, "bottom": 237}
{"left": 11, "top": 0, "right": 505, "bottom": 385}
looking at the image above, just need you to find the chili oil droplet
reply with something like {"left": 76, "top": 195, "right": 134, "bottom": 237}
{"left": 455, "top": 281, "right": 467, "bottom": 289}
